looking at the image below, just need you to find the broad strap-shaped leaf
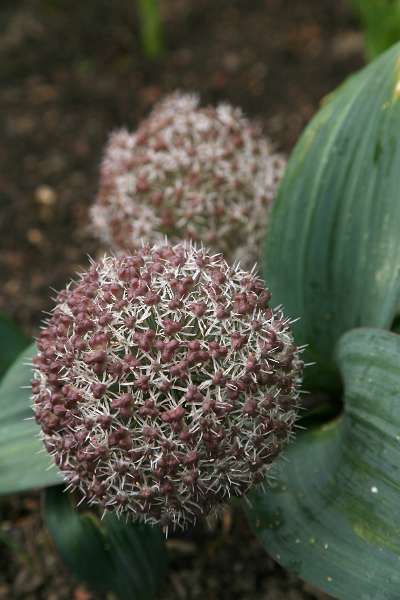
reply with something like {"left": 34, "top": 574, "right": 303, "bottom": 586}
{"left": 0, "top": 313, "right": 29, "bottom": 380}
{"left": 44, "top": 486, "right": 168, "bottom": 600}
{"left": 246, "top": 328, "right": 400, "bottom": 600}
{"left": 264, "top": 42, "right": 400, "bottom": 390}
{"left": 0, "top": 344, "right": 62, "bottom": 494}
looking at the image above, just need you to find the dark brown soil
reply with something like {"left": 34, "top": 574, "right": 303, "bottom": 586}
{"left": 0, "top": 0, "right": 364, "bottom": 598}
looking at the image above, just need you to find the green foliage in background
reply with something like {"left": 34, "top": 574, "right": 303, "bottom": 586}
{"left": 351, "top": 0, "right": 400, "bottom": 58}
{"left": 0, "top": 317, "right": 61, "bottom": 494}
{"left": 263, "top": 41, "right": 400, "bottom": 391}
{"left": 0, "top": 343, "right": 62, "bottom": 494}
{"left": 137, "top": 0, "right": 164, "bottom": 59}
{"left": 0, "top": 313, "right": 29, "bottom": 379}
{"left": 45, "top": 486, "right": 168, "bottom": 599}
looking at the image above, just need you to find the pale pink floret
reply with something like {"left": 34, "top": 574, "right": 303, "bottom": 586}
{"left": 32, "top": 241, "right": 302, "bottom": 530}
{"left": 91, "top": 93, "right": 286, "bottom": 268}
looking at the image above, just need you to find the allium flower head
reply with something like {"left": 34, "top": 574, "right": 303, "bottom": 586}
{"left": 32, "top": 242, "right": 302, "bottom": 530}
{"left": 91, "top": 92, "right": 286, "bottom": 268}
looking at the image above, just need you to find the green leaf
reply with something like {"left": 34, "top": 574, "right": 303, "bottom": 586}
{"left": 350, "top": 0, "right": 400, "bottom": 59}
{"left": 264, "top": 43, "right": 400, "bottom": 390}
{"left": 44, "top": 486, "right": 168, "bottom": 599}
{"left": 0, "top": 313, "right": 29, "bottom": 380}
{"left": 0, "top": 344, "right": 62, "bottom": 494}
{"left": 245, "top": 328, "right": 400, "bottom": 599}
{"left": 137, "top": 0, "right": 164, "bottom": 60}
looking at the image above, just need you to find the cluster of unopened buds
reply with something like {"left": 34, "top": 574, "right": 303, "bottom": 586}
{"left": 32, "top": 242, "right": 303, "bottom": 530}
{"left": 91, "top": 92, "right": 286, "bottom": 268}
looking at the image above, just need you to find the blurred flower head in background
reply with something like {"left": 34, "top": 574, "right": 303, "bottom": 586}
{"left": 91, "top": 93, "right": 286, "bottom": 268}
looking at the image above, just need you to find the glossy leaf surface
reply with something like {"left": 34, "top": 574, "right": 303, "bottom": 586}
{"left": 264, "top": 43, "right": 400, "bottom": 389}
{"left": 44, "top": 486, "right": 168, "bottom": 600}
{"left": 0, "top": 344, "right": 62, "bottom": 494}
{"left": 246, "top": 328, "right": 400, "bottom": 599}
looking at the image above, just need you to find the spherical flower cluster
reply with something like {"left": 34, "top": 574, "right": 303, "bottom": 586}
{"left": 91, "top": 92, "right": 286, "bottom": 268}
{"left": 32, "top": 242, "right": 302, "bottom": 530}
